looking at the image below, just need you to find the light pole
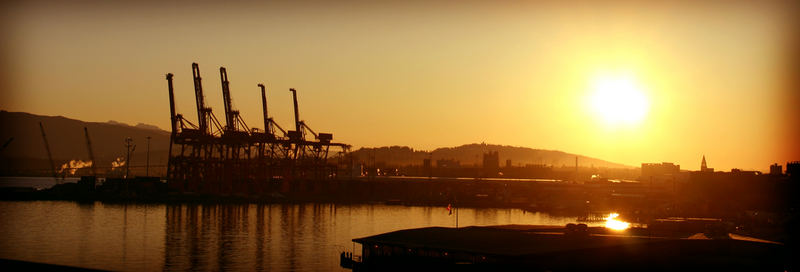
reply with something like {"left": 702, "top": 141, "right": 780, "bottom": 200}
{"left": 125, "top": 137, "right": 135, "bottom": 179}
{"left": 146, "top": 136, "right": 151, "bottom": 176}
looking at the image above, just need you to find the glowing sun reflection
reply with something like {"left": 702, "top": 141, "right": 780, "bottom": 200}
{"left": 604, "top": 213, "right": 630, "bottom": 230}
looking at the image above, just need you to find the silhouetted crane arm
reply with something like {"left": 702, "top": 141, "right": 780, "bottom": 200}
{"left": 258, "top": 83, "right": 270, "bottom": 135}
{"left": 39, "top": 122, "right": 59, "bottom": 183}
{"left": 220, "top": 67, "right": 235, "bottom": 131}
{"left": 235, "top": 113, "right": 250, "bottom": 133}
{"left": 84, "top": 127, "right": 97, "bottom": 176}
{"left": 192, "top": 63, "right": 208, "bottom": 134}
{"left": 177, "top": 115, "right": 198, "bottom": 130}
{"left": 207, "top": 111, "right": 225, "bottom": 136}
{"left": 270, "top": 118, "right": 287, "bottom": 137}
{"left": 289, "top": 88, "right": 301, "bottom": 133}
{"left": 167, "top": 73, "right": 178, "bottom": 134}
{"left": 300, "top": 121, "right": 319, "bottom": 139}
{"left": 0, "top": 137, "right": 12, "bottom": 152}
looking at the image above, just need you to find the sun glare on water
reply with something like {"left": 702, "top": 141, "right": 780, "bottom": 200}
{"left": 589, "top": 74, "right": 649, "bottom": 126}
{"left": 604, "top": 213, "right": 631, "bottom": 230}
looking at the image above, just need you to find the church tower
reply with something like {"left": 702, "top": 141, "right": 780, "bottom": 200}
{"left": 700, "top": 155, "right": 713, "bottom": 172}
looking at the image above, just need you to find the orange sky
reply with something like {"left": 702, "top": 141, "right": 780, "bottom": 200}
{"left": 1, "top": 0, "right": 798, "bottom": 171}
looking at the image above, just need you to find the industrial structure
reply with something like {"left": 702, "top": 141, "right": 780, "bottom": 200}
{"left": 341, "top": 224, "right": 786, "bottom": 271}
{"left": 165, "top": 63, "right": 350, "bottom": 195}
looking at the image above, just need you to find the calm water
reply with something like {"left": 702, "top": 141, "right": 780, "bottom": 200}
{"left": 0, "top": 176, "right": 80, "bottom": 189}
{"left": 0, "top": 177, "right": 603, "bottom": 271}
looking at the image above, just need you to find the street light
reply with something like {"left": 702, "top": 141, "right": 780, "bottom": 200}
{"left": 146, "top": 136, "right": 151, "bottom": 176}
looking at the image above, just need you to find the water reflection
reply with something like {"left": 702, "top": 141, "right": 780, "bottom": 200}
{"left": 1, "top": 201, "right": 602, "bottom": 271}
{"left": 604, "top": 213, "right": 631, "bottom": 230}
{"left": 0, "top": 201, "right": 165, "bottom": 271}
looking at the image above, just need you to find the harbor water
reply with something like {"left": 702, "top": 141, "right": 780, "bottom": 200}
{"left": 0, "top": 177, "right": 602, "bottom": 271}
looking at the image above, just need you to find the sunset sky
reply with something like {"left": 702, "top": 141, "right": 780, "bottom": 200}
{"left": 1, "top": 0, "right": 797, "bottom": 171}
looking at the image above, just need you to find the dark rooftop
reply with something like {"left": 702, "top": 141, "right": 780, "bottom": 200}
{"left": 353, "top": 224, "right": 780, "bottom": 257}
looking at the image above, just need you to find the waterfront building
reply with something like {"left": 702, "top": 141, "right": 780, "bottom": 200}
{"left": 769, "top": 163, "right": 782, "bottom": 175}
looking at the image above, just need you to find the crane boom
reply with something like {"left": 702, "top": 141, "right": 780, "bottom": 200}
{"left": 166, "top": 73, "right": 175, "bottom": 179}
{"left": 0, "top": 137, "right": 12, "bottom": 152}
{"left": 220, "top": 67, "right": 235, "bottom": 131}
{"left": 192, "top": 63, "right": 207, "bottom": 134}
{"left": 39, "top": 122, "right": 59, "bottom": 183}
{"left": 258, "top": 83, "right": 269, "bottom": 135}
{"left": 84, "top": 127, "right": 98, "bottom": 176}
{"left": 167, "top": 73, "right": 177, "bottom": 134}
{"left": 290, "top": 88, "right": 300, "bottom": 134}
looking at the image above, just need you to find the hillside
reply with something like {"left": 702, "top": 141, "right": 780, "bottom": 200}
{"left": 351, "top": 143, "right": 632, "bottom": 169}
{"left": 0, "top": 110, "right": 633, "bottom": 177}
{"left": 0, "top": 111, "right": 170, "bottom": 176}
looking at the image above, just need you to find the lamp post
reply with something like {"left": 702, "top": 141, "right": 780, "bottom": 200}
{"left": 125, "top": 137, "right": 135, "bottom": 179}
{"left": 146, "top": 136, "right": 151, "bottom": 176}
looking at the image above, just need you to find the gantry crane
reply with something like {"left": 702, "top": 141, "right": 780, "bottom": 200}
{"left": 164, "top": 62, "right": 350, "bottom": 195}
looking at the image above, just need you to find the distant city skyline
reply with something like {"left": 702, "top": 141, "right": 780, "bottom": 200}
{"left": 1, "top": 0, "right": 798, "bottom": 172}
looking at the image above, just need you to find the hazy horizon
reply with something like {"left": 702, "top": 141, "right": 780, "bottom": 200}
{"left": 1, "top": 0, "right": 798, "bottom": 172}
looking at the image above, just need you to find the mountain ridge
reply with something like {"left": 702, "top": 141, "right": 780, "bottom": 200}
{"left": 0, "top": 110, "right": 170, "bottom": 176}
{"left": 350, "top": 143, "right": 633, "bottom": 169}
{"left": 0, "top": 110, "right": 633, "bottom": 176}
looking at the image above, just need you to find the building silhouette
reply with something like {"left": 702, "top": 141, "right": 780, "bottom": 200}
{"left": 701, "top": 155, "right": 714, "bottom": 172}
{"left": 787, "top": 161, "right": 799, "bottom": 177}
{"left": 482, "top": 151, "right": 500, "bottom": 176}
{"left": 436, "top": 159, "right": 460, "bottom": 168}
{"left": 641, "top": 162, "right": 681, "bottom": 183}
{"left": 769, "top": 163, "right": 782, "bottom": 175}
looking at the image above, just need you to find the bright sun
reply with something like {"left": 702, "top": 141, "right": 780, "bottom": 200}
{"left": 588, "top": 75, "right": 649, "bottom": 126}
